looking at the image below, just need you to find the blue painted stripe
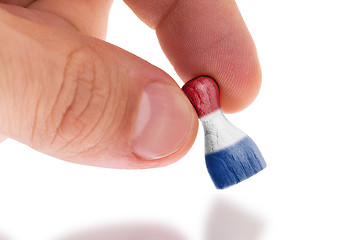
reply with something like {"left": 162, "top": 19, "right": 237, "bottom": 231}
{"left": 205, "top": 136, "right": 266, "bottom": 189}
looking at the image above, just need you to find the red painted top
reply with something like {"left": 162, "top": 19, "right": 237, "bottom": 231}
{"left": 182, "top": 76, "right": 221, "bottom": 118}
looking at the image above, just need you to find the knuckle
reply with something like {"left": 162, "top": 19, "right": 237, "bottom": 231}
{"left": 47, "top": 46, "right": 111, "bottom": 152}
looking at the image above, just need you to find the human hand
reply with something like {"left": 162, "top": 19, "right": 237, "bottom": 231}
{"left": 0, "top": 0, "right": 261, "bottom": 168}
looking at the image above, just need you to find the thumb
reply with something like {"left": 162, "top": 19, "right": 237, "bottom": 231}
{"left": 0, "top": 133, "right": 6, "bottom": 143}
{"left": 0, "top": 10, "right": 197, "bottom": 168}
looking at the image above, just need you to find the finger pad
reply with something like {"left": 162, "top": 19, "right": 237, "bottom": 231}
{"left": 156, "top": 0, "right": 261, "bottom": 112}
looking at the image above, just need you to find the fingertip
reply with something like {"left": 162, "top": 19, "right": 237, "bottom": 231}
{"left": 151, "top": 115, "right": 198, "bottom": 168}
{"left": 218, "top": 54, "right": 262, "bottom": 113}
{"left": 78, "top": 103, "right": 199, "bottom": 170}
{"left": 180, "top": 45, "right": 262, "bottom": 113}
{"left": 153, "top": 0, "right": 262, "bottom": 113}
{"left": 131, "top": 81, "right": 199, "bottom": 165}
{"left": 131, "top": 115, "right": 198, "bottom": 169}
{"left": 69, "top": 59, "right": 199, "bottom": 170}
{"left": 125, "top": 0, "right": 263, "bottom": 112}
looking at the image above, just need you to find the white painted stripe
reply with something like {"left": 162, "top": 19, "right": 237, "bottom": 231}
{"left": 200, "top": 110, "right": 247, "bottom": 154}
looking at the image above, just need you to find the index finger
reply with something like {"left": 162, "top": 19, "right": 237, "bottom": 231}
{"left": 124, "top": 0, "right": 261, "bottom": 113}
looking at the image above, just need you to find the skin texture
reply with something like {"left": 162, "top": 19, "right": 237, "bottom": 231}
{"left": 0, "top": 0, "right": 261, "bottom": 169}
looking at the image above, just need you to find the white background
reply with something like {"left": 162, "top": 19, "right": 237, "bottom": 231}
{"left": 1, "top": 0, "right": 341, "bottom": 239}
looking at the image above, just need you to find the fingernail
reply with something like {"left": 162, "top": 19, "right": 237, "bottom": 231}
{"left": 132, "top": 82, "right": 195, "bottom": 160}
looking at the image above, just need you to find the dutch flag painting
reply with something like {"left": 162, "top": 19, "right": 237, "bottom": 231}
{"left": 182, "top": 76, "right": 266, "bottom": 189}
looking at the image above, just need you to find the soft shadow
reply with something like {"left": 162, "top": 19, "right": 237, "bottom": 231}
{"left": 58, "top": 223, "right": 186, "bottom": 240}
{"left": 205, "top": 197, "right": 264, "bottom": 240}
{"left": 0, "top": 233, "right": 11, "bottom": 240}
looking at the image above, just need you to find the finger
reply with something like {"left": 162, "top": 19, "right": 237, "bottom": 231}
{"left": 0, "top": 133, "right": 7, "bottom": 143}
{"left": 0, "top": 0, "right": 34, "bottom": 6}
{"left": 124, "top": 0, "right": 262, "bottom": 113}
{"left": 27, "top": 0, "right": 114, "bottom": 39}
{"left": 0, "top": 9, "right": 198, "bottom": 168}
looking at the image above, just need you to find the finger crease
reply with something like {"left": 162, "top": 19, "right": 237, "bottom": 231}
{"left": 155, "top": 0, "right": 180, "bottom": 29}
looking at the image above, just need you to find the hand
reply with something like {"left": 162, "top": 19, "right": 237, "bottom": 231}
{"left": 0, "top": 0, "right": 261, "bottom": 168}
